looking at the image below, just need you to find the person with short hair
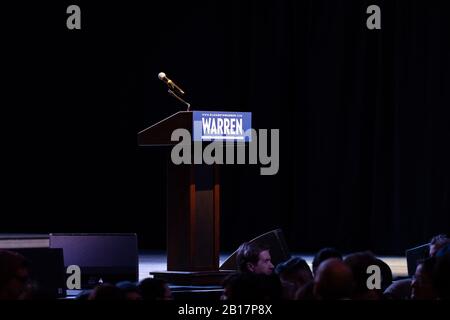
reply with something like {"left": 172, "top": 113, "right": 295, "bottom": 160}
{"left": 236, "top": 242, "right": 274, "bottom": 275}
{"left": 116, "top": 281, "right": 142, "bottom": 300}
{"left": 0, "top": 250, "right": 31, "bottom": 300}
{"left": 275, "top": 257, "right": 313, "bottom": 299}
{"left": 411, "top": 257, "right": 437, "bottom": 300}
{"left": 138, "top": 278, "right": 173, "bottom": 300}
{"left": 312, "top": 248, "right": 343, "bottom": 276}
{"left": 221, "top": 272, "right": 282, "bottom": 301}
{"left": 344, "top": 251, "right": 382, "bottom": 300}
{"left": 313, "top": 258, "right": 354, "bottom": 300}
{"left": 429, "top": 234, "right": 450, "bottom": 257}
{"left": 275, "top": 257, "right": 313, "bottom": 286}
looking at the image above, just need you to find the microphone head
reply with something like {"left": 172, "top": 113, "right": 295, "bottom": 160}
{"left": 158, "top": 72, "right": 166, "bottom": 80}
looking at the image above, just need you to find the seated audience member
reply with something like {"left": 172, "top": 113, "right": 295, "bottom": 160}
{"left": 138, "top": 278, "right": 173, "bottom": 300}
{"left": 276, "top": 257, "right": 313, "bottom": 286}
{"left": 312, "top": 248, "right": 343, "bottom": 276}
{"left": 236, "top": 242, "right": 274, "bottom": 275}
{"left": 313, "top": 258, "right": 354, "bottom": 300}
{"left": 275, "top": 257, "right": 313, "bottom": 299}
{"left": 411, "top": 257, "right": 437, "bottom": 300}
{"left": 221, "top": 272, "right": 282, "bottom": 301}
{"left": 344, "top": 251, "right": 383, "bottom": 300}
{"left": 116, "top": 281, "right": 142, "bottom": 300}
{"left": 88, "top": 283, "right": 125, "bottom": 300}
{"left": 384, "top": 235, "right": 448, "bottom": 300}
{"left": 429, "top": 234, "right": 450, "bottom": 257}
{"left": 0, "top": 250, "right": 31, "bottom": 300}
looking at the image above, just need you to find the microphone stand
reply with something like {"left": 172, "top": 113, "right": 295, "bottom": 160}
{"left": 168, "top": 89, "right": 191, "bottom": 111}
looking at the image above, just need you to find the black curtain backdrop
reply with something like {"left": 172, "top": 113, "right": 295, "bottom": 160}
{"left": 2, "top": 0, "right": 449, "bottom": 255}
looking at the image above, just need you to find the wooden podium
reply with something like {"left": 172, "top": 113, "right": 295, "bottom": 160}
{"left": 138, "top": 111, "right": 234, "bottom": 285}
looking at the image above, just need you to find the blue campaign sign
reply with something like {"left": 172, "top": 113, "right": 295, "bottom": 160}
{"left": 193, "top": 111, "right": 252, "bottom": 142}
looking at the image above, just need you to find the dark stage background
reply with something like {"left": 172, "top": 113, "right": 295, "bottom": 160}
{"left": 2, "top": 0, "right": 449, "bottom": 255}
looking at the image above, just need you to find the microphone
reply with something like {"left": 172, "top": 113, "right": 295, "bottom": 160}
{"left": 158, "top": 72, "right": 185, "bottom": 95}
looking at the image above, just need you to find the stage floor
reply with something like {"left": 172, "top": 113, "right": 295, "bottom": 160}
{"left": 138, "top": 251, "right": 409, "bottom": 281}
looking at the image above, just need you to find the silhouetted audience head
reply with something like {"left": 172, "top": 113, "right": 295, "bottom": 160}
{"left": 0, "top": 250, "right": 31, "bottom": 300}
{"left": 236, "top": 242, "right": 274, "bottom": 275}
{"left": 432, "top": 253, "right": 450, "bottom": 300}
{"left": 344, "top": 251, "right": 382, "bottom": 300}
{"left": 275, "top": 257, "right": 313, "bottom": 287}
{"left": 429, "top": 234, "right": 450, "bottom": 257}
{"left": 411, "top": 256, "right": 437, "bottom": 300}
{"left": 88, "top": 283, "right": 125, "bottom": 300}
{"left": 312, "top": 248, "right": 343, "bottom": 276}
{"left": 313, "top": 258, "right": 354, "bottom": 300}
{"left": 116, "top": 281, "right": 142, "bottom": 300}
{"left": 221, "top": 272, "right": 282, "bottom": 301}
{"left": 138, "top": 278, "right": 173, "bottom": 300}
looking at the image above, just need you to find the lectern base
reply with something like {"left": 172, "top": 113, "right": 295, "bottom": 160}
{"left": 150, "top": 270, "right": 235, "bottom": 286}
